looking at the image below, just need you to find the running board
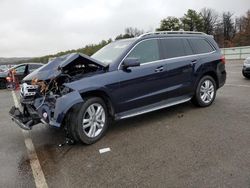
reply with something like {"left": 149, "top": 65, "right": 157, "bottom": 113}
{"left": 116, "top": 97, "right": 191, "bottom": 120}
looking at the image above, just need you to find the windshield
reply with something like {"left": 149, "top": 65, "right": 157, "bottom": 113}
{"left": 91, "top": 39, "right": 135, "bottom": 65}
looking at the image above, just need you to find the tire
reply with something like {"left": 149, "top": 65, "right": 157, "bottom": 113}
{"left": 242, "top": 71, "right": 250, "bottom": 79}
{"left": 0, "top": 79, "right": 7, "bottom": 89}
{"left": 72, "top": 97, "right": 109, "bottom": 145}
{"left": 192, "top": 75, "right": 217, "bottom": 107}
{"left": 67, "top": 105, "right": 81, "bottom": 143}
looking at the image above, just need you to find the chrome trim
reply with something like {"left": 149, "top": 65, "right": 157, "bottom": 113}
{"left": 20, "top": 83, "right": 38, "bottom": 97}
{"left": 119, "top": 97, "right": 191, "bottom": 120}
{"left": 118, "top": 38, "right": 216, "bottom": 70}
{"left": 141, "top": 51, "right": 216, "bottom": 66}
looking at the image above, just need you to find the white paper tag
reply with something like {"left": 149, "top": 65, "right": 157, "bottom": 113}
{"left": 99, "top": 148, "right": 111, "bottom": 154}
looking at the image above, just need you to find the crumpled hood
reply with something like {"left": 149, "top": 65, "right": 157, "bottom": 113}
{"left": 23, "top": 53, "right": 107, "bottom": 81}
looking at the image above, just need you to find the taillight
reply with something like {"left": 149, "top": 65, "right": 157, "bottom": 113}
{"left": 221, "top": 55, "right": 226, "bottom": 64}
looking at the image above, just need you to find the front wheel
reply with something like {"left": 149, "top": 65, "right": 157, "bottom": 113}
{"left": 72, "top": 97, "right": 109, "bottom": 144}
{"left": 192, "top": 76, "right": 217, "bottom": 107}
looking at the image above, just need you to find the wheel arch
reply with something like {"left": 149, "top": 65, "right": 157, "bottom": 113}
{"left": 80, "top": 90, "right": 115, "bottom": 118}
{"left": 197, "top": 71, "right": 219, "bottom": 89}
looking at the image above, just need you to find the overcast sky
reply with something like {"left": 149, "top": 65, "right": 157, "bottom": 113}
{"left": 0, "top": 0, "right": 249, "bottom": 57}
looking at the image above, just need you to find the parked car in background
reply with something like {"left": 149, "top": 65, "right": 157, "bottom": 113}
{"left": 0, "top": 65, "right": 9, "bottom": 72}
{"left": 10, "top": 31, "right": 226, "bottom": 145}
{"left": 242, "top": 57, "right": 250, "bottom": 78}
{"left": 0, "top": 70, "right": 9, "bottom": 89}
{"left": 0, "top": 63, "right": 43, "bottom": 89}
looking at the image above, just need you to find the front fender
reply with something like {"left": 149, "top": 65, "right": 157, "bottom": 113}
{"left": 49, "top": 90, "right": 83, "bottom": 127}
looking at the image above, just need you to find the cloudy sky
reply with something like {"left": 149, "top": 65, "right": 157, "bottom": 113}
{"left": 0, "top": 0, "right": 249, "bottom": 57}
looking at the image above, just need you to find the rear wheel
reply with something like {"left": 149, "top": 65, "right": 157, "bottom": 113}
{"left": 71, "top": 97, "right": 109, "bottom": 144}
{"left": 192, "top": 76, "right": 217, "bottom": 107}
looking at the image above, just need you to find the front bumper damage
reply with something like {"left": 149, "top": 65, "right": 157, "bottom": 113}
{"left": 9, "top": 85, "right": 83, "bottom": 130}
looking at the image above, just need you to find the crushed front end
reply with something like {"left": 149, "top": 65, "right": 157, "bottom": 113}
{"left": 9, "top": 53, "right": 106, "bottom": 131}
{"left": 9, "top": 81, "right": 83, "bottom": 130}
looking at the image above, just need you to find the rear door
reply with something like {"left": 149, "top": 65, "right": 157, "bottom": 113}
{"left": 159, "top": 37, "right": 197, "bottom": 98}
{"left": 14, "top": 64, "right": 28, "bottom": 81}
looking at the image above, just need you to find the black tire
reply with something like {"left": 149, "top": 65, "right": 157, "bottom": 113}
{"left": 0, "top": 79, "right": 7, "bottom": 89}
{"left": 72, "top": 97, "right": 109, "bottom": 145}
{"left": 242, "top": 71, "right": 250, "bottom": 79}
{"left": 67, "top": 105, "right": 81, "bottom": 142}
{"left": 192, "top": 75, "right": 217, "bottom": 107}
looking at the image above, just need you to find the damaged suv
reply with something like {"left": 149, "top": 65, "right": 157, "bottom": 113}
{"left": 10, "top": 31, "right": 226, "bottom": 144}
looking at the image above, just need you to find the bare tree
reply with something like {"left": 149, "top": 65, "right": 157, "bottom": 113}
{"left": 115, "top": 27, "right": 144, "bottom": 40}
{"left": 233, "top": 10, "right": 250, "bottom": 46}
{"left": 222, "top": 11, "right": 236, "bottom": 41}
{"left": 200, "top": 8, "right": 218, "bottom": 34}
{"left": 235, "top": 17, "right": 244, "bottom": 33}
{"left": 125, "top": 27, "right": 144, "bottom": 37}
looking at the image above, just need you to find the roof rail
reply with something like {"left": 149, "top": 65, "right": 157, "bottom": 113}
{"left": 138, "top": 30, "right": 207, "bottom": 38}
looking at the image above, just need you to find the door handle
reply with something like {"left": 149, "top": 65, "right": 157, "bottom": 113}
{"left": 155, "top": 66, "right": 164, "bottom": 72}
{"left": 190, "top": 59, "right": 197, "bottom": 66}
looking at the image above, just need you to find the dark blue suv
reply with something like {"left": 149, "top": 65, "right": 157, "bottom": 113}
{"left": 10, "top": 31, "right": 226, "bottom": 144}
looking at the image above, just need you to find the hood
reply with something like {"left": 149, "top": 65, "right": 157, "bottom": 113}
{"left": 23, "top": 53, "right": 107, "bottom": 81}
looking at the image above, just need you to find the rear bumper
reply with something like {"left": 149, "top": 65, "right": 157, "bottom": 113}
{"left": 217, "top": 65, "right": 226, "bottom": 88}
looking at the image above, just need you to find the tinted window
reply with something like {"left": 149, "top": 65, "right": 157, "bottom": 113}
{"left": 126, "top": 39, "right": 160, "bottom": 64}
{"left": 188, "top": 38, "right": 214, "bottom": 54}
{"left": 29, "top": 64, "right": 42, "bottom": 72}
{"left": 160, "top": 38, "right": 188, "bottom": 59}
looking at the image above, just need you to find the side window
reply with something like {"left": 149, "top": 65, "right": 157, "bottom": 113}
{"left": 126, "top": 39, "right": 160, "bottom": 64}
{"left": 14, "top": 65, "right": 26, "bottom": 74}
{"left": 188, "top": 38, "right": 214, "bottom": 54}
{"left": 160, "top": 38, "right": 187, "bottom": 59}
{"left": 29, "top": 64, "right": 42, "bottom": 72}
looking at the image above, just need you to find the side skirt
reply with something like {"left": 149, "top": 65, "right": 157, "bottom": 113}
{"left": 115, "top": 96, "right": 192, "bottom": 120}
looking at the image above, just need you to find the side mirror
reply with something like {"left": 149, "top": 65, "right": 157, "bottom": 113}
{"left": 123, "top": 58, "right": 140, "bottom": 69}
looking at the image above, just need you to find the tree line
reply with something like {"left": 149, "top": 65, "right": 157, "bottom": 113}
{"left": 29, "top": 8, "right": 250, "bottom": 63}
{"left": 157, "top": 8, "right": 250, "bottom": 48}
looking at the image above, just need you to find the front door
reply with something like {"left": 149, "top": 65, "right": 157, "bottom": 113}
{"left": 116, "top": 39, "right": 168, "bottom": 113}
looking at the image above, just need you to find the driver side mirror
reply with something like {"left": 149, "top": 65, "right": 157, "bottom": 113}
{"left": 122, "top": 58, "right": 140, "bottom": 69}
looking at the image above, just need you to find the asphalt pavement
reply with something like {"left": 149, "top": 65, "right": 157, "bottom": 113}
{"left": 0, "top": 60, "right": 250, "bottom": 188}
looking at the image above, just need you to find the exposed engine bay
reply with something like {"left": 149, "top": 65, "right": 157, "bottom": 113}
{"left": 31, "top": 61, "right": 104, "bottom": 96}
{"left": 9, "top": 53, "right": 107, "bottom": 132}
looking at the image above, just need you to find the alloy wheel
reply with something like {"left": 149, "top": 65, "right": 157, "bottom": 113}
{"left": 200, "top": 80, "right": 215, "bottom": 104}
{"left": 82, "top": 103, "right": 106, "bottom": 138}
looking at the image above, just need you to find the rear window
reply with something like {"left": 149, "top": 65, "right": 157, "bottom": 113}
{"left": 160, "top": 38, "right": 190, "bottom": 59}
{"left": 188, "top": 38, "right": 214, "bottom": 54}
